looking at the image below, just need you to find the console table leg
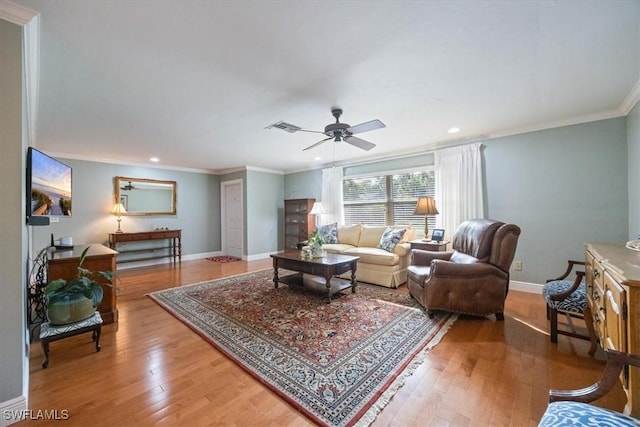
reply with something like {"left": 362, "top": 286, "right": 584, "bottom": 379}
{"left": 93, "top": 326, "right": 102, "bottom": 352}
{"left": 41, "top": 340, "right": 50, "bottom": 369}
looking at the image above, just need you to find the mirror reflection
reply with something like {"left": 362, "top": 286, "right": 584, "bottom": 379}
{"left": 114, "top": 176, "right": 176, "bottom": 215}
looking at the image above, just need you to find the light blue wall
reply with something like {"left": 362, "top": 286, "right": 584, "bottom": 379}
{"left": 31, "top": 160, "right": 222, "bottom": 257}
{"left": 284, "top": 169, "right": 322, "bottom": 201}
{"left": 629, "top": 102, "right": 640, "bottom": 239}
{"left": 0, "top": 17, "right": 27, "bottom": 405}
{"left": 284, "top": 117, "right": 630, "bottom": 284}
{"left": 246, "top": 170, "right": 284, "bottom": 255}
{"left": 484, "top": 117, "right": 628, "bottom": 283}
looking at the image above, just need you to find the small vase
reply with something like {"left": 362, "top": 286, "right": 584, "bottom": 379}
{"left": 309, "top": 243, "right": 323, "bottom": 258}
{"left": 47, "top": 295, "right": 96, "bottom": 326}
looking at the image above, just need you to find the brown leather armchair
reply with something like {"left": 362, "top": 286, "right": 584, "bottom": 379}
{"left": 407, "top": 219, "right": 521, "bottom": 320}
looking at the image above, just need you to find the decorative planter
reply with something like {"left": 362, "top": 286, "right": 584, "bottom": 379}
{"left": 47, "top": 294, "right": 98, "bottom": 326}
{"left": 309, "top": 243, "right": 324, "bottom": 258}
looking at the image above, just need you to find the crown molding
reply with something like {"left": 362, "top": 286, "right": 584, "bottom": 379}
{"left": 0, "top": 0, "right": 37, "bottom": 25}
{"left": 621, "top": 77, "right": 640, "bottom": 115}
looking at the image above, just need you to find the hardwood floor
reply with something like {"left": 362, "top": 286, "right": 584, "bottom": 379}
{"left": 18, "top": 259, "right": 626, "bottom": 426}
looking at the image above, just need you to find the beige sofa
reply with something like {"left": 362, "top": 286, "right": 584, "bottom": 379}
{"left": 321, "top": 224, "right": 414, "bottom": 288}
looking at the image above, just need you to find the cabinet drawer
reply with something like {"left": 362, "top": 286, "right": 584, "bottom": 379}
{"left": 592, "top": 301, "right": 606, "bottom": 343}
{"left": 604, "top": 271, "right": 627, "bottom": 353}
{"left": 592, "top": 258, "right": 605, "bottom": 290}
{"left": 585, "top": 251, "right": 594, "bottom": 294}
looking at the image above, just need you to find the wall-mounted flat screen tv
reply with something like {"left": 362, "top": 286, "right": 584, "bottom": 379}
{"left": 26, "top": 147, "right": 72, "bottom": 218}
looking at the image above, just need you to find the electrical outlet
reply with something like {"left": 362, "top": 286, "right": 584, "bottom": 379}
{"left": 514, "top": 260, "right": 523, "bottom": 271}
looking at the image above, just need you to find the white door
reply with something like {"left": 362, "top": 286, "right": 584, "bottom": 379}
{"left": 222, "top": 181, "right": 243, "bottom": 258}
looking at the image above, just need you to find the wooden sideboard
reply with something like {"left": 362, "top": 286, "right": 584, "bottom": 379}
{"left": 284, "top": 199, "right": 315, "bottom": 250}
{"left": 585, "top": 242, "right": 640, "bottom": 416}
{"left": 47, "top": 244, "right": 118, "bottom": 325}
{"left": 108, "top": 229, "right": 181, "bottom": 264}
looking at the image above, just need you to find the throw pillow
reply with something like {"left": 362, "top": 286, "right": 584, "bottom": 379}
{"left": 377, "top": 227, "right": 407, "bottom": 252}
{"left": 317, "top": 222, "right": 338, "bottom": 244}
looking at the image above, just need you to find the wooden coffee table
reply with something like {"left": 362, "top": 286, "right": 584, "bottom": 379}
{"left": 270, "top": 251, "right": 359, "bottom": 302}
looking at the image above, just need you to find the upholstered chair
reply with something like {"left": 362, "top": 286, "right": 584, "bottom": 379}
{"left": 542, "top": 260, "right": 597, "bottom": 355}
{"left": 539, "top": 349, "right": 640, "bottom": 426}
{"left": 407, "top": 218, "right": 521, "bottom": 320}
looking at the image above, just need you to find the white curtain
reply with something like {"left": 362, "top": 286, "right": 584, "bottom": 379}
{"left": 321, "top": 167, "right": 344, "bottom": 226}
{"left": 24, "top": 15, "right": 40, "bottom": 148}
{"left": 434, "top": 142, "right": 484, "bottom": 240}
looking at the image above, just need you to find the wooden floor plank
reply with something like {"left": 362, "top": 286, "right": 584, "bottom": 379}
{"left": 15, "top": 258, "right": 627, "bottom": 426}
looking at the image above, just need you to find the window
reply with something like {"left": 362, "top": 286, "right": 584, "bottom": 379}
{"left": 343, "top": 170, "right": 436, "bottom": 228}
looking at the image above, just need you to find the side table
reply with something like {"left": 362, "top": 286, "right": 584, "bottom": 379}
{"left": 409, "top": 240, "right": 450, "bottom": 252}
{"left": 39, "top": 311, "right": 103, "bottom": 368}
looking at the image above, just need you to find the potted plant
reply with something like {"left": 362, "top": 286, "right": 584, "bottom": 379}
{"left": 45, "top": 246, "right": 117, "bottom": 325}
{"left": 308, "top": 231, "right": 324, "bottom": 258}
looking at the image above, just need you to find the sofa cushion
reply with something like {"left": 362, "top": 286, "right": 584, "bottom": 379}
{"left": 378, "top": 227, "right": 407, "bottom": 252}
{"left": 317, "top": 222, "right": 338, "bottom": 244}
{"left": 358, "top": 226, "right": 387, "bottom": 248}
{"left": 322, "top": 243, "right": 355, "bottom": 254}
{"left": 343, "top": 247, "right": 399, "bottom": 266}
{"left": 338, "top": 224, "right": 362, "bottom": 246}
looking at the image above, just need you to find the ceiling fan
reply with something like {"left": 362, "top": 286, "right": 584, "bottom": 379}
{"left": 120, "top": 181, "right": 135, "bottom": 191}
{"left": 267, "top": 108, "right": 385, "bottom": 151}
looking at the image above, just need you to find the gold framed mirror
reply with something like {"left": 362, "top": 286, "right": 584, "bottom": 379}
{"left": 114, "top": 176, "right": 177, "bottom": 215}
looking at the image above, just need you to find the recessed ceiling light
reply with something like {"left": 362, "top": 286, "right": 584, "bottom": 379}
{"left": 448, "top": 127, "right": 460, "bottom": 134}
{"left": 150, "top": 157, "right": 159, "bottom": 162}
{"left": 314, "top": 156, "right": 322, "bottom": 161}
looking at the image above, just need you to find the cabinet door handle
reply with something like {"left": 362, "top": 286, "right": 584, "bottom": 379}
{"left": 593, "top": 269, "right": 600, "bottom": 278}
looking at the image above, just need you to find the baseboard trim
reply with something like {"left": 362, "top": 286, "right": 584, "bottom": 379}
{"left": 245, "top": 252, "right": 276, "bottom": 262}
{"left": 510, "top": 280, "right": 543, "bottom": 294}
{"left": 0, "top": 394, "right": 27, "bottom": 427}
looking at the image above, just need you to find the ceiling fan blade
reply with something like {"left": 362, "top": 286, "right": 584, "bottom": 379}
{"left": 303, "top": 136, "right": 333, "bottom": 151}
{"left": 296, "top": 129, "right": 326, "bottom": 135}
{"left": 348, "top": 119, "right": 385, "bottom": 135}
{"left": 344, "top": 136, "right": 376, "bottom": 151}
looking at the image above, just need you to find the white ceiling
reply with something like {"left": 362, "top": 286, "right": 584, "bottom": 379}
{"left": 13, "top": 0, "right": 640, "bottom": 173}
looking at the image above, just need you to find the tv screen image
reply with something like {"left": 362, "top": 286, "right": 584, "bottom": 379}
{"left": 27, "top": 147, "right": 72, "bottom": 217}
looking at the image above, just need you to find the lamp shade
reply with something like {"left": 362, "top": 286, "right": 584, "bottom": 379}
{"left": 309, "top": 202, "right": 325, "bottom": 215}
{"left": 111, "top": 203, "right": 127, "bottom": 216}
{"left": 414, "top": 197, "right": 438, "bottom": 215}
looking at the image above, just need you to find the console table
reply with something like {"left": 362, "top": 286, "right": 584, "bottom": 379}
{"left": 108, "top": 229, "right": 181, "bottom": 264}
{"left": 47, "top": 244, "right": 118, "bottom": 325}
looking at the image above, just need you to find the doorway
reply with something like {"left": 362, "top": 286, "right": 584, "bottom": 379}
{"left": 221, "top": 179, "right": 243, "bottom": 259}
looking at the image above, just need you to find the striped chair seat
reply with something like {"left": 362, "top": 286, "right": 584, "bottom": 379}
{"left": 539, "top": 401, "right": 639, "bottom": 427}
{"left": 542, "top": 279, "right": 587, "bottom": 313}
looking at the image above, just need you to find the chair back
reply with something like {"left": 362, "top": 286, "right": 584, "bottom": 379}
{"left": 452, "top": 219, "right": 503, "bottom": 261}
{"left": 452, "top": 219, "right": 521, "bottom": 272}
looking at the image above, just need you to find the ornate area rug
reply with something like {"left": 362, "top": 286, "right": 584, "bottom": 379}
{"left": 205, "top": 255, "right": 241, "bottom": 263}
{"left": 148, "top": 269, "right": 456, "bottom": 426}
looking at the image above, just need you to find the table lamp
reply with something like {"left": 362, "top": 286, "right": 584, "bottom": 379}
{"left": 414, "top": 196, "right": 438, "bottom": 241}
{"left": 111, "top": 202, "right": 127, "bottom": 233}
{"left": 309, "top": 201, "right": 325, "bottom": 228}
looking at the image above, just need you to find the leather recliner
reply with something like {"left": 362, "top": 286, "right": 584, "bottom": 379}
{"left": 407, "top": 218, "right": 521, "bottom": 320}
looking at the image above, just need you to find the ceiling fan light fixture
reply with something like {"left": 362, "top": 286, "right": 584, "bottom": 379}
{"left": 265, "top": 121, "right": 302, "bottom": 133}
